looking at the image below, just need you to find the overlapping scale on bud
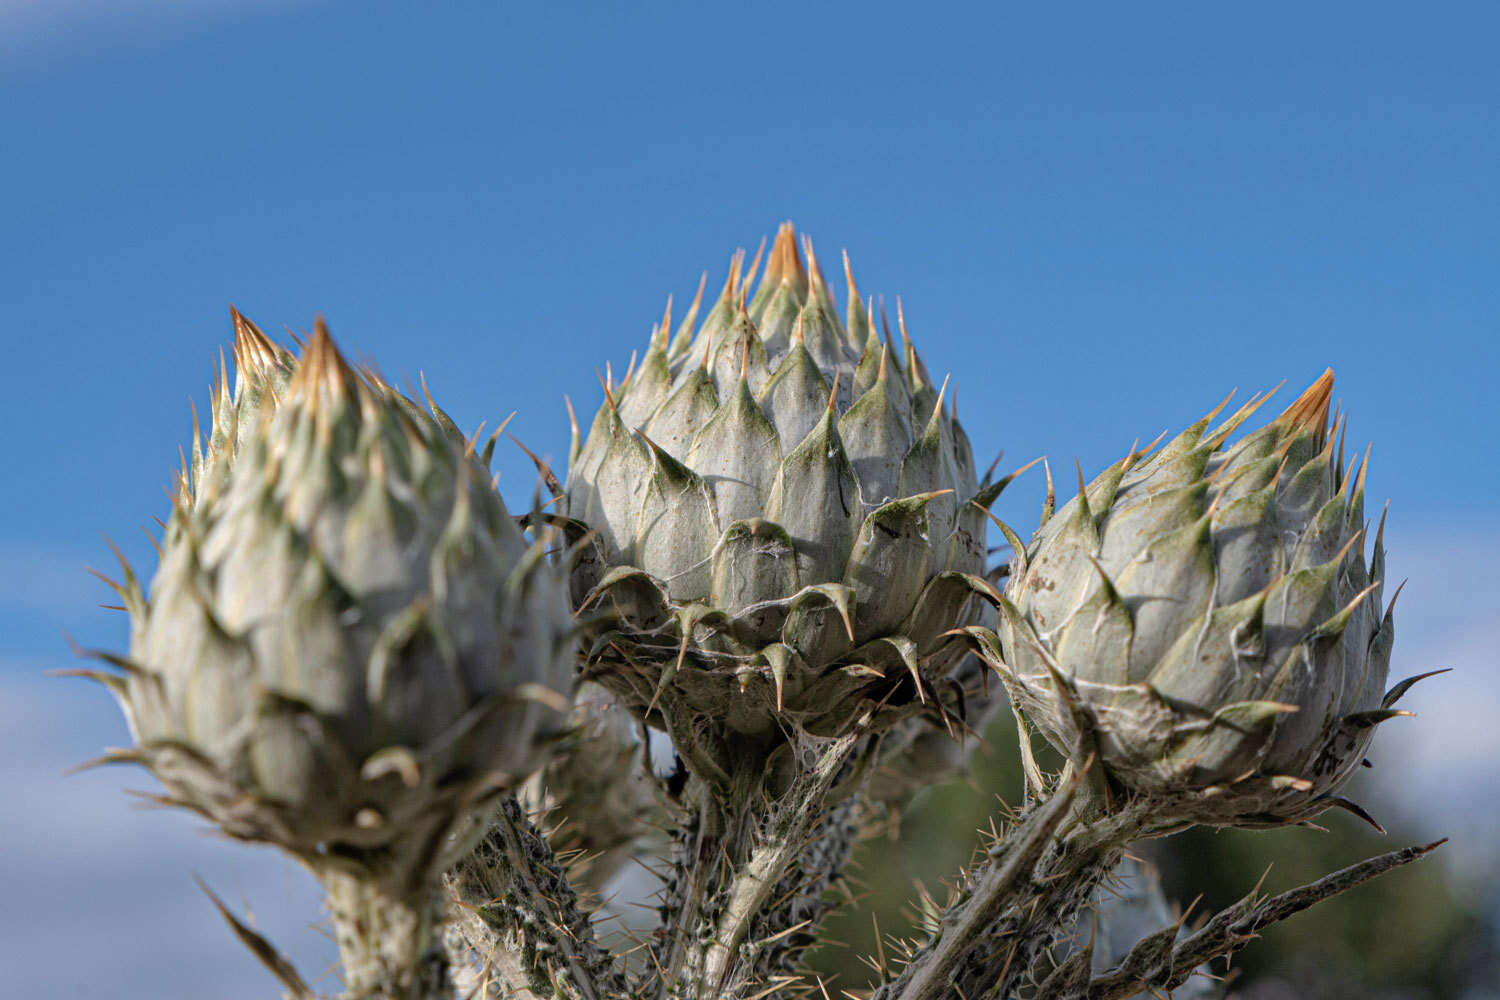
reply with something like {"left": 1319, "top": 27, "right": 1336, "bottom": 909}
{"left": 83, "top": 322, "right": 572, "bottom": 890}
{"left": 565, "top": 223, "right": 1007, "bottom": 749}
{"left": 992, "top": 371, "right": 1421, "bottom": 828}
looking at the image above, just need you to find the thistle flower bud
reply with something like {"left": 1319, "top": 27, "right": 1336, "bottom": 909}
{"left": 82, "top": 321, "right": 573, "bottom": 890}
{"left": 563, "top": 224, "right": 1009, "bottom": 773}
{"left": 994, "top": 372, "right": 1419, "bottom": 829}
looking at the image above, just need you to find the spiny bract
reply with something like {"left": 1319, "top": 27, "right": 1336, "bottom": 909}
{"left": 992, "top": 371, "right": 1423, "bottom": 829}
{"left": 81, "top": 320, "right": 573, "bottom": 890}
{"left": 187, "top": 307, "right": 296, "bottom": 508}
{"left": 564, "top": 223, "right": 1011, "bottom": 752}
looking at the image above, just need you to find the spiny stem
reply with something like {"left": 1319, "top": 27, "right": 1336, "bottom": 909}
{"left": 320, "top": 871, "right": 451, "bottom": 1000}
{"left": 699, "top": 730, "right": 863, "bottom": 992}
{"left": 444, "top": 798, "right": 624, "bottom": 1000}
{"left": 1079, "top": 838, "right": 1448, "bottom": 1000}
{"left": 874, "top": 764, "right": 1152, "bottom": 1000}
{"left": 651, "top": 728, "right": 866, "bottom": 999}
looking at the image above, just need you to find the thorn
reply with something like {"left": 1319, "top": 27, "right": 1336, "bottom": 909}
{"left": 1354, "top": 442, "right": 1372, "bottom": 499}
{"left": 1041, "top": 458, "right": 1055, "bottom": 522}
{"left": 716, "top": 252, "right": 740, "bottom": 306}
{"left": 658, "top": 295, "right": 673, "bottom": 350}
{"left": 596, "top": 369, "right": 617, "bottom": 412}
{"left": 1331, "top": 525, "right": 1367, "bottom": 568}
{"left": 509, "top": 433, "right": 563, "bottom": 498}
{"left": 932, "top": 373, "right": 950, "bottom": 417}
{"left": 622, "top": 349, "right": 639, "bottom": 390}
{"left": 1323, "top": 795, "right": 1386, "bottom": 834}
{"left": 1385, "top": 578, "right": 1407, "bottom": 618}
{"left": 745, "top": 235, "right": 767, "bottom": 292}
{"left": 1273, "top": 368, "right": 1336, "bottom": 446}
{"left": 1128, "top": 429, "right": 1171, "bottom": 471}
{"left": 688, "top": 271, "right": 707, "bottom": 321}
{"left": 464, "top": 420, "right": 487, "bottom": 457}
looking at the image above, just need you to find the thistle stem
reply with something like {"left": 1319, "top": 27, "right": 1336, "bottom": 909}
{"left": 651, "top": 729, "right": 865, "bottom": 998}
{"left": 875, "top": 769, "right": 1149, "bottom": 1000}
{"left": 443, "top": 797, "right": 624, "bottom": 1000}
{"left": 320, "top": 871, "right": 451, "bottom": 1000}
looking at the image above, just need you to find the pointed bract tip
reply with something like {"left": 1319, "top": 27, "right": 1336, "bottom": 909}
{"left": 767, "top": 221, "right": 806, "bottom": 288}
{"left": 213, "top": 346, "right": 229, "bottom": 405}
{"left": 621, "top": 349, "right": 640, "bottom": 392}
{"left": 932, "top": 373, "right": 950, "bottom": 413}
{"left": 1273, "top": 368, "right": 1335, "bottom": 445}
{"left": 656, "top": 295, "right": 673, "bottom": 350}
{"left": 1040, "top": 457, "right": 1056, "bottom": 521}
{"left": 1203, "top": 386, "right": 1237, "bottom": 426}
{"left": 1385, "top": 577, "right": 1407, "bottom": 617}
{"left": 419, "top": 370, "right": 438, "bottom": 415}
{"left": 804, "top": 233, "right": 829, "bottom": 292}
{"left": 1008, "top": 455, "right": 1045, "bottom": 480}
{"left": 1354, "top": 442, "right": 1372, "bottom": 496}
{"left": 743, "top": 236, "right": 767, "bottom": 293}
{"left": 718, "top": 251, "right": 741, "bottom": 303}
{"left": 288, "top": 318, "right": 354, "bottom": 408}
{"left": 595, "top": 369, "right": 617, "bottom": 411}
{"left": 229, "top": 305, "right": 283, "bottom": 375}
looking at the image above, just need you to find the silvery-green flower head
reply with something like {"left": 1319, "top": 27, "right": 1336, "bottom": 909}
{"left": 82, "top": 321, "right": 572, "bottom": 888}
{"left": 564, "top": 224, "right": 1010, "bottom": 755}
{"left": 993, "top": 371, "right": 1422, "bottom": 829}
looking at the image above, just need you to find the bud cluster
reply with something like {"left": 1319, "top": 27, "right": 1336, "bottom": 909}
{"left": 71, "top": 225, "right": 1436, "bottom": 1000}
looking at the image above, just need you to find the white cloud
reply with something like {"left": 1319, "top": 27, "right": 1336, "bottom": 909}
{"left": 0, "top": 673, "right": 337, "bottom": 998}
{"left": 0, "top": 0, "right": 316, "bottom": 72}
{"left": 1355, "top": 524, "right": 1500, "bottom": 876}
{"left": 0, "top": 0, "right": 298, "bottom": 23}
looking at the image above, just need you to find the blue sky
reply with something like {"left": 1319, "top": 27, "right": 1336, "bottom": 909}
{"left": 3, "top": 3, "right": 1497, "bottom": 996}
